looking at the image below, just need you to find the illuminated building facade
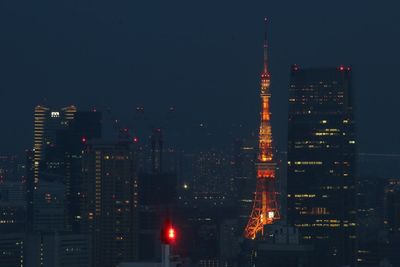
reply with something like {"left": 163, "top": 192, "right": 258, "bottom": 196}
{"left": 244, "top": 19, "right": 280, "bottom": 240}
{"left": 81, "top": 142, "right": 138, "bottom": 267}
{"left": 33, "top": 105, "right": 76, "bottom": 185}
{"left": 287, "top": 66, "right": 356, "bottom": 266}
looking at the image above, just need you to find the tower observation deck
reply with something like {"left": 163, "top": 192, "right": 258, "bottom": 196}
{"left": 244, "top": 18, "right": 280, "bottom": 240}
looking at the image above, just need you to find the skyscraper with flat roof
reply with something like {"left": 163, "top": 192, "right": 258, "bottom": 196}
{"left": 81, "top": 141, "right": 138, "bottom": 267}
{"left": 33, "top": 105, "right": 76, "bottom": 185}
{"left": 286, "top": 65, "right": 356, "bottom": 267}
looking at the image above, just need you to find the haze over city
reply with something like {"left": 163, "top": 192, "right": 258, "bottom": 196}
{"left": 1, "top": 1, "right": 400, "bottom": 267}
{"left": 1, "top": 0, "right": 400, "bottom": 155}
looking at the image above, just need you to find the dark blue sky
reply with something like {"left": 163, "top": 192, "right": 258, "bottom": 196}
{"left": 1, "top": 0, "right": 400, "bottom": 155}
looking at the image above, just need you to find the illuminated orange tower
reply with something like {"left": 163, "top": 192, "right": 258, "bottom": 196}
{"left": 244, "top": 18, "right": 280, "bottom": 240}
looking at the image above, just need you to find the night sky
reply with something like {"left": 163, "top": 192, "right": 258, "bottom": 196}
{"left": 1, "top": 0, "right": 400, "bottom": 155}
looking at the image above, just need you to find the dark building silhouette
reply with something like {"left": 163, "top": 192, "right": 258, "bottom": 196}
{"left": 0, "top": 182, "right": 26, "bottom": 233}
{"left": 26, "top": 149, "right": 35, "bottom": 232}
{"left": 286, "top": 65, "right": 356, "bottom": 267}
{"left": 56, "top": 111, "right": 102, "bottom": 232}
{"left": 249, "top": 225, "right": 315, "bottom": 267}
{"left": 384, "top": 179, "right": 400, "bottom": 233}
{"left": 151, "top": 128, "right": 163, "bottom": 173}
{"left": 233, "top": 137, "right": 257, "bottom": 228}
{"left": 0, "top": 154, "right": 18, "bottom": 183}
{"left": 137, "top": 129, "right": 178, "bottom": 261}
{"left": 81, "top": 141, "right": 138, "bottom": 267}
{"left": 0, "top": 233, "right": 25, "bottom": 267}
{"left": 25, "top": 232, "right": 91, "bottom": 267}
{"left": 31, "top": 110, "right": 102, "bottom": 232}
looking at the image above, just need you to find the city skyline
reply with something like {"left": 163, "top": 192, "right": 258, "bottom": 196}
{"left": 1, "top": 1, "right": 400, "bottom": 156}
{"left": 1, "top": 2, "right": 400, "bottom": 267}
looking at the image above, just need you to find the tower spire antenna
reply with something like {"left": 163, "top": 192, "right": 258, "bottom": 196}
{"left": 263, "top": 17, "right": 269, "bottom": 74}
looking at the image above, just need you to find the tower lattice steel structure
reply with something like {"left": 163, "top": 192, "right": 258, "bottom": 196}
{"left": 244, "top": 18, "right": 280, "bottom": 240}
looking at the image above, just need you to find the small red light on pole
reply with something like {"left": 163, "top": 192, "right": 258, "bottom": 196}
{"left": 133, "top": 137, "right": 138, "bottom": 143}
{"left": 81, "top": 136, "right": 87, "bottom": 143}
{"left": 161, "top": 220, "right": 176, "bottom": 245}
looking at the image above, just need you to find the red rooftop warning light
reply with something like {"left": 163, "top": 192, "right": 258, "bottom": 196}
{"left": 133, "top": 137, "right": 139, "bottom": 143}
{"left": 161, "top": 220, "right": 176, "bottom": 245}
{"left": 339, "top": 65, "right": 345, "bottom": 71}
{"left": 81, "top": 136, "right": 87, "bottom": 143}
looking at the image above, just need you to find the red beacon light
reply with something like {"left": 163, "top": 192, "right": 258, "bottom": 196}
{"left": 339, "top": 65, "right": 351, "bottom": 72}
{"left": 133, "top": 137, "right": 139, "bottom": 143}
{"left": 161, "top": 220, "right": 176, "bottom": 245}
{"left": 81, "top": 136, "right": 87, "bottom": 143}
{"left": 168, "top": 227, "right": 175, "bottom": 240}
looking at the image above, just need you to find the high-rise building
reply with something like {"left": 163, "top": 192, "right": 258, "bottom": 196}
{"left": 30, "top": 110, "right": 102, "bottom": 232}
{"left": 0, "top": 182, "right": 26, "bottom": 233}
{"left": 33, "top": 105, "right": 76, "bottom": 185}
{"left": 52, "top": 111, "right": 102, "bottom": 232}
{"left": 384, "top": 179, "right": 400, "bottom": 233}
{"left": 0, "top": 233, "right": 25, "bottom": 267}
{"left": 32, "top": 180, "right": 66, "bottom": 232}
{"left": 25, "top": 232, "right": 91, "bottom": 267}
{"left": 81, "top": 141, "right": 138, "bottom": 267}
{"left": 286, "top": 65, "right": 356, "bottom": 266}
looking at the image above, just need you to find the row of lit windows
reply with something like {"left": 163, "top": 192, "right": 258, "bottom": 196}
{"left": 293, "top": 161, "right": 323, "bottom": 165}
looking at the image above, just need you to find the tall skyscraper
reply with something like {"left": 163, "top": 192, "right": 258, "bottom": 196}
{"left": 33, "top": 105, "right": 76, "bottom": 185}
{"left": 384, "top": 179, "right": 400, "bottom": 233}
{"left": 287, "top": 65, "right": 356, "bottom": 266}
{"left": 81, "top": 141, "right": 138, "bottom": 267}
{"left": 52, "top": 111, "right": 102, "bottom": 231}
{"left": 244, "top": 18, "right": 280, "bottom": 240}
{"left": 31, "top": 109, "right": 101, "bottom": 232}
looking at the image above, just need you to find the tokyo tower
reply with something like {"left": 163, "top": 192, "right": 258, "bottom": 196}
{"left": 244, "top": 18, "right": 280, "bottom": 240}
